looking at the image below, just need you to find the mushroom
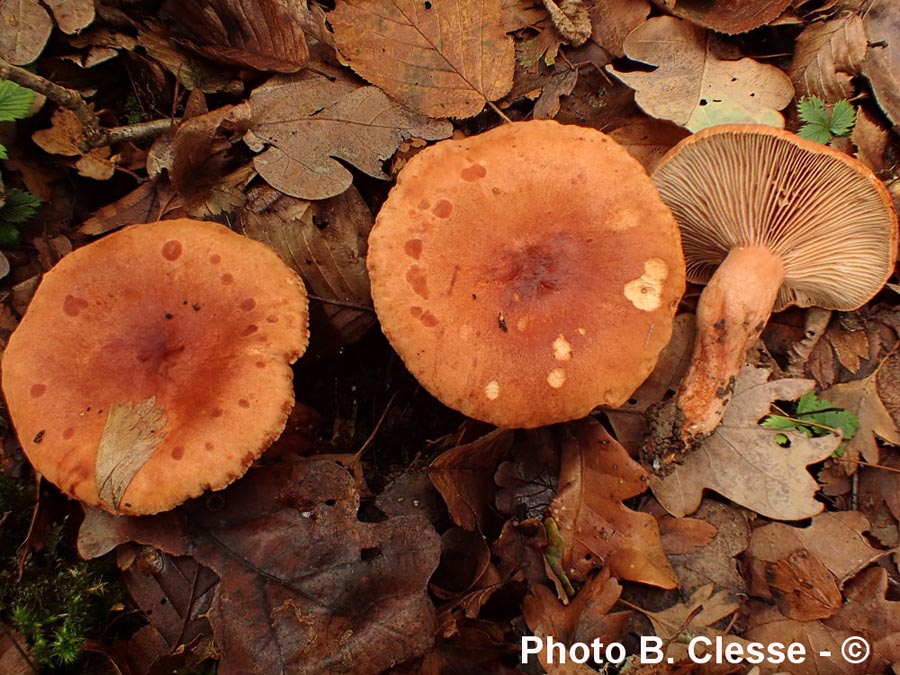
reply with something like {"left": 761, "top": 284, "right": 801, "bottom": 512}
{"left": 649, "top": 124, "right": 898, "bottom": 451}
{"left": 2, "top": 219, "right": 309, "bottom": 515}
{"left": 367, "top": 120, "right": 686, "bottom": 428}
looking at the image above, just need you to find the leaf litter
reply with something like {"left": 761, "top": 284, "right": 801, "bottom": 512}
{"left": 2, "top": 0, "right": 900, "bottom": 671}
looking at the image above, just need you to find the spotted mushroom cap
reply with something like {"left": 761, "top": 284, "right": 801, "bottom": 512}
{"left": 652, "top": 124, "right": 899, "bottom": 312}
{"left": 367, "top": 120, "right": 686, "bottom": 428}
{"left": 2, "top": 219, "right": 309, "bottom": 515}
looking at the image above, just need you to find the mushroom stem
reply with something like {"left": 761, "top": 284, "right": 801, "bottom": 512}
{"left": 677, "top": 245, "right": 784, "bottom": 441}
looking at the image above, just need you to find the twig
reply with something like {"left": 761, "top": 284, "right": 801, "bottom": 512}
{"left": 307, "top": 293, "right": 375, "bottom": 313}
{"left": 0, "top": 56, "right": 179, "bottom": 151}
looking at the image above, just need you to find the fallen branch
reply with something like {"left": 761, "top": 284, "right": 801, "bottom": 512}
{"left": 0, "top": 57, "right": 179, "bottom": 151}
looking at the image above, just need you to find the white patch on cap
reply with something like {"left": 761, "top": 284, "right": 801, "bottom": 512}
{"left": 485, "top": 380, "right": 500, "bottom": 400}
{"left": 553, "top": 335, "right": 572, "bottom": 361}
{"left": 624, "top": 257, "right": 668, "bottom": 312}
{"left": 547, "top": 368, "right": 566, "bottom": 389}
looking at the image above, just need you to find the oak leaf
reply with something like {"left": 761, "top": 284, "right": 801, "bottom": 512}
{"left": 650, "top": 367, "right": 840, "bottom": 520}
{"left": 245, "top": 71, "right": 452, "bottom": 200}
{"left": 523, "top": 568, "right": 629, "bottom": 674}
{"left": 789, "top": 14, "right": 866, "bottom": 103}
{"left": 824, "top": 368, "right": 900, "bottom": 466}
{"left": 607, "top": 16, "right": 794, "bottom": 131}
{"left": 550, "top": 419, "right": 678, "bottom": 589}
{"left": 330, "top": 0, "right": 515, "bottom": 119}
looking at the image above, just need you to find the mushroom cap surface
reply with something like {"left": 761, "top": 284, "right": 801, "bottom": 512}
{"left": 652, "top": 124, "right": 899, "bottom": 311}
{"left": 2, "top": 219, "right": 309, "bottom": 515}
{"left": 367, "top": 120, "right": 686, "bottom": 428}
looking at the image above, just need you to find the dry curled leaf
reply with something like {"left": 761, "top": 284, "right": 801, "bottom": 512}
{"left": 245, "top": 72, "right": 452, "bottom": 200}
{"left": 330, "top": 0, "right": 516, "bottom": 119}
{"left": 31, "top": 107, "right": 118, "bottom": 180}
{"left": 658, "top": 0, "right": 792, "bottom": 34}
{"left": 789, "top": 14, "right": 866, "bottom": 103}
{"left": 651, "top": 367, "right": 840, "bottom": 520}
{"left": 160, "top": 0, "right": 308, "bottom": 73}
{"left": 607, "top": 16, "right": 794, "bottom": 131}
{"left": 240, "top": 184, "right": 376, "bottom": 347}
{"left": 550, "top": 419, "right": 678, "bottom": 589}
{"left": 0, "top": 0, "right": 52, "bottom": 64}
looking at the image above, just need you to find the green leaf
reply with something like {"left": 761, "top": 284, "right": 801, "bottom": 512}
{"left": 0, "top": 80, "right": 35, "bottom": 122}
{"left": 829, "top": 99, "right": 856, "bottom": 137}
{"left": 760, "top": 415, "right": 802, "bottom": 431}
{"left": 797, "top": 123, "right": 833, "bottom": 144}
{"left": 0, "top": 189, "right": 41, "bottom": 245}
{"left": 0, "top": 144, "right": 7, "bottom": 160}
{"left": 797, "top": 96, "right": 829, "bottom": 126}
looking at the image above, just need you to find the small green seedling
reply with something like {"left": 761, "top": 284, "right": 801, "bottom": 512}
{"left": 796, "top": 96, "right": 856, "bottom": 145}
{"left": 0, "top": 79, "right": 42, "bottom": 245}
{"left": 761, "top": 391, "right": 859, "bottom": 457}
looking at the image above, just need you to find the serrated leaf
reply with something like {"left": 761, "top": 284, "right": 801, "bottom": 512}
{"left": 829, "top": 99, "right": 856, "bottom": 136}
{"left": 246, "top": 72, "right": 452, "bottom": 200}
{"left": 797, "top": 96, "right": 830, "bottom": 125}
{"left": 651, "top": 367, "right": 840, "bottom": 520}
{"left": 0, "top": 80, "right": 35, "bottom": 122}
{"left": 760, "top": 415, "right": 803, "bottom": 431}
{"left": 330, "top": 0, "right": 515, "bottom": 119}
{"left": 797, "top": 123, "right": 833, "bottom": 144}
{"left": 0, "top": 189, "right": 41, "bottom": 241}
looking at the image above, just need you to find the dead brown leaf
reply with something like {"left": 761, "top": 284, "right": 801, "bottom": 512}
{"left": 658, "top": 0, "right": 792, "bottom": 34}
{"left": 429, "top": 429, "right": 514, "bottom": 532}
{"left": 764, "top": 549, "right": 843, "bottom": 621}
{"left": 45, "top": 0, "right": 94, "bottom": 35}
{"left": 607, "top": 16, "right": 794, "bottom": 131}
{"left": 825, "top": 566, "right": 900, "bottom": 671}
{"left": 0, "top": 626, "right": 33, "bottom": 675}
{"left": 550, "top": 419, "right": 678, "bottom": 589}
{"left": 330, "top": 0, "right": 516, "bottom": 119}
{"left": 31, "top": 107, "right": 118, "bottom": 180}
{"left": 494, "top": 427, "right": 561, "bottom": 520}
{"left": 852, "top": 107, "right": 890, "bottom": 173}
{"left": 663, "top": 500, "right": 751, "bottom": 596}
{"left": 825, "top": 366, "right": 900, "bottom": 466}
{"left": 117, "top": 545, "right": 217, "bottom": 675}
{"left": 650, "top": 367, "right": 840, "bottom": 520}
{"left": 607, "top": 117, "right": 690, "bottom": 173}
{"left": 137, "top": 22, "right": 237, "bottom": 94}
{"left": 588, "top": 0, "right": 649, "bottom": 58}
{"left": 245, "top": 71, "right": 452, "bottom": 200}
{"left": 240, "top": 183, "right": 376, "bottom": 347}
{"left": 80, "top": 181, "right": 180, "bottom": 235}
{"left": 858, "top": 451, "right": 900, "bottom": 547}
{"left": 0, "top": 0, "right": 52, "bottom": 64}
{"left": 79, "top": 458, "right": 441, "bottom": 675}
{"left": 543, "top": 0, "right": 591, "bottom": 47}
{"left": 863, "top": 0, "right": 900, "bottom": 125}
{"left": 789, "top": 14, "right": 866, "bottom": 102}
{"left": 160, "top": 0, "right": 308, "bottom": 73}
{"left": 523, "top": 568, "right": 630, "bottom": 674}
{"left": 746, "top": 512, "right": 883, "bottom": 605}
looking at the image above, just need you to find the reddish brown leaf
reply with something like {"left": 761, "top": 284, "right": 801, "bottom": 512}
{"left": 765, "top": 549, "right": 842, "bottom": 621}
{"left": 80, "top": 181, "right": 180, "bottom": 235}
{"left": 0, "top": 0, "right": 52, "bottom": 64}
{"left": 240, "top": 183, "right": 376, "bottom": 347}
{"left": 550, "top": 420, "right": 678, "bottom": 588}
{"left": 789, "top": 14, "right": 866, "bottom": 102}
{"left": 79, "top": 459, "right": 440, "bottom": 675}
{"left": 45, "top": 0, "right": 94, "bottom": 35}
{"left": 330, "top": 0, "right": 516, "bottom": 118}
{"left": 863, "top": 0, "right": 900, "bottom": 125}
{"left": 658, "top": 0, "right": 792, "bottom": 34}
{"left": 161, "top": 0, "right": 308, "bottom": 73}
{"left": 429, "top": 429, "right": 514, "bottom": 532}
{"left": 588, "top": 0, "right": 649, "bottom": 58}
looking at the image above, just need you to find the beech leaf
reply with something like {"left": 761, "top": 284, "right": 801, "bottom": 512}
{"left": 246, "top": 72, "right": 452, "bottom": 200}
{"left": 607, "top": 16, "right": 794, "bottom": 131}
{"left": 661, "top": 0, "right": 792, "bottom": 35}
{"left": 330, "top": 0, "right": 516, "bottom": 119}
{"left": 651, "top": 367, "right": 840, "bottom": 520}
{"left": 789, "top": 15, "right": 866, "bottom": 103}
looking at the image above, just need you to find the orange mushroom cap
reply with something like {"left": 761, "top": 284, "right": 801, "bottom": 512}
{"left": 2, "top": 219, "right": 309, "bottom": 515}
{"left": 367, "top": 120, "right": 686, "bottom": 428}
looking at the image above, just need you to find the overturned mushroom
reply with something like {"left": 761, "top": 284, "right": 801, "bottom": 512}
{"left": 2, "top": 219, "right": 309, "bottom": 515}
{"left": 367, "top": 120, "right": 686, "bottom": 428}
{"left": 649, "top": 125, "right": 898, "bottom": 454}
